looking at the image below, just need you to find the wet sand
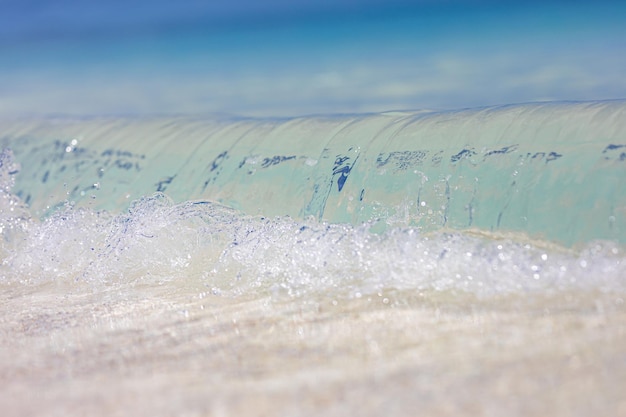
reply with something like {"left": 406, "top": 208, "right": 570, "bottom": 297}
{"left": 1, "top": 283, "right": 625, "bottom": 417}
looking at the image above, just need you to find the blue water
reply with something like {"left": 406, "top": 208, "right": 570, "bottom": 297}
{"left": 1, "top": 2, "right": 625, "bottom": 116}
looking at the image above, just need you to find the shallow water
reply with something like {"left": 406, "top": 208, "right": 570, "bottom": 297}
{"left": 1, "top": 102, "right": 625, "bottom": 416}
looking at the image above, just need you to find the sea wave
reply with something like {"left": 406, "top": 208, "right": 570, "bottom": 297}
{"left": 1, "top": 100, "right": 625, "bottom": 246}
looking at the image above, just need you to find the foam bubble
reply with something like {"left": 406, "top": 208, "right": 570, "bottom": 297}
{"left": 1, "top": 178, "right": 623, "bottom": 299}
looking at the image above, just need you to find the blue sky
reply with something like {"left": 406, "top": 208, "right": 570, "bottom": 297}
{"left": 1, "top": 0, "right": 625, "bottom": 116}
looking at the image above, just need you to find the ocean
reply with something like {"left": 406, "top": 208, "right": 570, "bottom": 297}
{"left": 0, "top": 100, "right": 625, "bottom": 416}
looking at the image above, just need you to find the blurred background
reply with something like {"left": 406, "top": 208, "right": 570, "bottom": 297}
{"left": 1, "top": 0, "right": 625, "bottom": 117}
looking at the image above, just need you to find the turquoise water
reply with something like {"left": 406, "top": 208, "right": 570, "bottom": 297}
{"left": 2, "top": 100, "right": 624, "bottom": 246}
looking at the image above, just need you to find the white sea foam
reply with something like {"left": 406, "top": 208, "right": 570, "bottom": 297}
{"left": 2, "top": 186, "right": 623, "bottom": 299}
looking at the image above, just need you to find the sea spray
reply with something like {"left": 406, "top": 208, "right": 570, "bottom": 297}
{"left": 1, "top": 146, "right": 623, "bottom": 298}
